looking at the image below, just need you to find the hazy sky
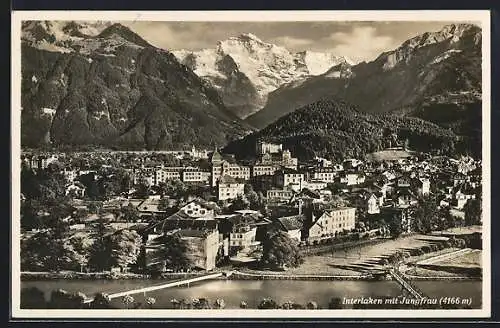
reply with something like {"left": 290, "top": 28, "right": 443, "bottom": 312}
{"left": 121, "top": 21, "right": 474, "bottom": 63}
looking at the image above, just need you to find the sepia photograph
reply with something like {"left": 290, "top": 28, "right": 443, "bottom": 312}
{"left": 10, "top": 10, "right": 491, "bottom": 319}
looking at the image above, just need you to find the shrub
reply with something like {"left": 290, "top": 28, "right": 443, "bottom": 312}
{"left": 90, "top": 292, "right": 112, "bottom": 309}
{"left": 145, "top": 297, "right": 156, "bottom": 309}
{"left": 21, "top": 287, "right": 47, "bottom": 309}
{"left": 258, "top": 298, "right": 279, "bottom": 309}
{"left": 328, "top": 297, "right": 343, "bottom": 309}
{"left": 291, "top": 303, "right": 305, "bottom": 309}
{"left": 48, "top": 289, "right": 86, "bottom": 309}
{"left": 213, "top": 298, "right": 225, "bottom": 309}
{"left": 456, "top": 238, "right": 467, "bottom": 249}
{"left": 306, "top": 301, "right": 319, "bottom": 309}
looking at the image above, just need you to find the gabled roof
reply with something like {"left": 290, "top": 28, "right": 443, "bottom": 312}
{"left": 217, "top": 212, "right": 263, "bottom": 231}
{"left": 218, "top": 175, "right": 238, "bottom": 184}
{"left": 396, "top": 188, "right": 418, "bottom": 199}
{"left": 137, "top": 198, "right": 166, "bottom": 213}
{"left": 183, "top": 198, "right": 219, "bottom": 211}
{"left": 276, "top": 214, "right": 305, "bottom": 231}
{"left": 176, "top": 229, "right": 213, "bottom": 238}
{"left": 150, "top": 216, "right": 218, "bottom": 233}
{"left": 297, "top": 188, "right": 321, "bottom": 199}
{"left": 280, "top": 167, "right": 302, "bottom": 175}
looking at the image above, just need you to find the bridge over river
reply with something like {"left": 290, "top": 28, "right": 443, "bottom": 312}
{"left": 83, "top": 272, "right": 224, "bottom": 304}
{"left": 81, "top": 268, "right": 428, "bottom": 305}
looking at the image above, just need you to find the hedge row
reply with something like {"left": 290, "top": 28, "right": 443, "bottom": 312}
{"left": 379, "top": 238, "right": 468, "bottom": 266}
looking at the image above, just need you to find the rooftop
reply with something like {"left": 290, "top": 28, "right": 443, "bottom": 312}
{"left": 276, "top": 214, "right": 305, "bottom": 231}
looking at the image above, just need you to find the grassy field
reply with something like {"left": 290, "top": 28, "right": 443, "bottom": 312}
{"left": 431, "top": 249, "right": 482, "bottom": 268}
{"left": 404, "top": 267, "right": 469, "bottom": 278}
{"left": 245, "top": 234, "right": 449, "bottom": 276}
{"left": 440, "top": 225, "right": 482, "bottom": 235}
{"left": 407, "top": 247, "right": 461, "bottom": 265}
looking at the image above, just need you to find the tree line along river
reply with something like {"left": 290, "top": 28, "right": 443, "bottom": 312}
{"left": 21, "top": 279, "right": 482, "bottom": 309}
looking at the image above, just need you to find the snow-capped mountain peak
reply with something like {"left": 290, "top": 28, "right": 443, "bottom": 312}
{"left": 173, "top": 33, "right": 351, "bottom": 118}
{"left": 294, "top": 50, "right": 352, "bottom": 76}
{"left": 233, "top": 32, "right": 263, "bottom": 43}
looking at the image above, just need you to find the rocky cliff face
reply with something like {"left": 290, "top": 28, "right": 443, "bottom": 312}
{"left": 173, "top": 33, "right": 351, "bottom": 118}
{"left": 20, "top": 21, "right": 251, "bottom": 150}
{"left": 245, "top": 24, "right": 482, "bottom": 130}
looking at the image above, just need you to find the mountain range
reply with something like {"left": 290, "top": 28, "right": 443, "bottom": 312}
{"left": 20, "top": 22, "right": 482, "bottom": 158}
{"left": 224, "top": 97, "right": 477, "bottom": 161}
{"left": 173, "top": 33, "right": 351, "bottom": 118}
{"left": 246, "top": 23, "right": 481, "bottom": 130}
{"left": 20, "top": 21, "right": 251, "bottom": 150}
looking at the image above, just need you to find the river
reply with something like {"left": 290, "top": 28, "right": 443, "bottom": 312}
{"left": 21, "top": 279, "right": 482, "bottom": 309}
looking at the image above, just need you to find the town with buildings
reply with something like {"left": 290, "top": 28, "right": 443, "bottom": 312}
{"left": 20, "top": 141, "right": 482, "bottom": 279}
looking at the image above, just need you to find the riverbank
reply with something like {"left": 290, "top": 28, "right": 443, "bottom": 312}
{"left": 21, "top": 271, "right": 202, "bottom": 281}
{"left": 229, "top": 270, "right": 368, "bottom": 281}
{"left": 22, "top": 269, "right": 477, "bottom": 282}
{"left": 21, "top": 235, "right": 481, "bottom": 282}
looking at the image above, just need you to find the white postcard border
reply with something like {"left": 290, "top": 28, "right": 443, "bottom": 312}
{"left": 10, "top": 9, "right": 492, "bottom": 319}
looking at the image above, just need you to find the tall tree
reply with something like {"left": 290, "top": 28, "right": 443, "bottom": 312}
{"left": 387, "top": 215, "right": 403, "bottom": 239}
{"left": 37, "top": 170, "right": 68, "bottom": 203}
{"left": 21, "top": 228, "right": 75, "bottom": 271}
{"left": 21, "top": 164, "right": 40, "bottom": 200}
{"left": 464, "top": 198, "right": 481, "bottom": 226}
{"left": 260, "top": 230, "right": 303, "bottom": 270}
{"left": 121, "top": 203, "right": 139, "bottom": 222}
{"left": 228, "top": 195, "right": 249, "bottom": 212}
{"left": 88, "top": 221, "right": 112, "bottom": 271}
{"left": 108, "top": 229, "right": 143, "bottom": 272}
{"left": 134, "top": 180, "right": 150, "bottom": 198}
{"left": 155, "top": 232, "right": 192, "bottom": 272}
{"left": 413, "top": 196, "right": 439, "bottom": 234}
{"left": 68, "top": 234, "right": 93, "bottom": 272}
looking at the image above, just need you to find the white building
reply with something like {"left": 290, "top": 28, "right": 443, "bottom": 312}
{"left": 275, "top": 169, "right": 305, "bottom": 189}
{"left": 266, "top": 188, "right": 295, "bottom": 202}
{"left": 276, "top": 214, "right": 304, "bottom": 242}
{"left": 340, "top": 173, "right": 365, "bottom": 186}
{"left": 256, "top": 141, "right": 283, "bottom": 155}
{"left": 302, "top": 180, "right": 328, "bottom": 191}
{"left": 155, "top": 167, "right": 183, "bottom": 184}
{"left": 367, "top": 194, "right": 380, "bottom": 214}
{"left": 306, "top": 207, "right": 356, "bottom": 241}
{"left": 252, "top": 164, "right": 280, "bottom": 177}
{"left": 311, "top": 168, "right": 337, "bottom": 183}
{"left": 178, "top": 199, "right": 217, "bottom": 218}
{"left": 182, "top": 167, "right": 210, "bottom": 184}
{"left": 217, "top": 175, "right": 245, "bottom": 201}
